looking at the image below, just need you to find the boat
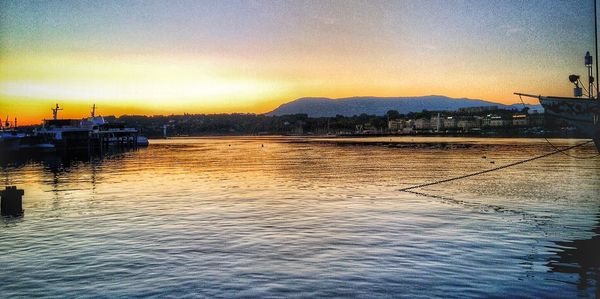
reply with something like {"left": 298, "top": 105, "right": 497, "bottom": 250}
{"left": 515, "top": 92, "right": 600, "bottom": 152}
{"left": 34, "top": 105, "right": 95, "bottom": 150}
{"left": 515, "top": 0, "right": 600, "bottom": 153}
{"left": 1, "top": 116, "right": 55, "bottom": 153}
{"left": 137, "top": 136, "right": 149, "bottom": 146}
{"left": 33, "top": 104, "right": 149, "bottom": 151}
{"left": 1, "top": 117, "right": 21, "bottom": 151}
{"left": 0, "top": 130, "right": 25, "bottom": 152}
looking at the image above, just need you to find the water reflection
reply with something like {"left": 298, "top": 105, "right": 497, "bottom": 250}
{"left": 1, "top": 138, "right": 599, "bottom": 297}
{"left": 1, "top": 148, "right": 139, "bottom": 220}
{"left": 547, "top": 209, "right": 600, "bottom": 296}
{"left": 0, "top": 148, "right": 136, "bottom": 171}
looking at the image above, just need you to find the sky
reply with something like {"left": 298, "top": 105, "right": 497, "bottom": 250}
{"left": 0, "top": 0, "right": 597, "bottom": 124}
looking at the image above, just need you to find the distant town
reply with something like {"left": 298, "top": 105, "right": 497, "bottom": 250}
{"left": 38, "top": 104, "right": 577, "bottom": 139}
{"left": 8, "top": 104, "right": 585, "bottom": 139}
{"left": 384, "top": 105, "right": 547, "bottom": 135}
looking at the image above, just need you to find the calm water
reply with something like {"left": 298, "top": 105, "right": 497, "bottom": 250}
{"left": 1, "top": 137, "right": 599, "bottom": 298}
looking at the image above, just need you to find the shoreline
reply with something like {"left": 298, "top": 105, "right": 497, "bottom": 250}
{"left": 149, "top": 135, "right": 595, "bottom": 148}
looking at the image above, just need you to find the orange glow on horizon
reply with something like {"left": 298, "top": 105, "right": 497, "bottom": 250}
{"left": 0, "top": 43, "right": 582, "bottom": 126}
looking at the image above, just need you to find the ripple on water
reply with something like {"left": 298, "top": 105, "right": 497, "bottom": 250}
{"left": 1, "top": 137, "right": 599, "bottom": 298}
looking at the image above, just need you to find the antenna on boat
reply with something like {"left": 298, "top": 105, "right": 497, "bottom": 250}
{"left": 91, "top": 104, "right": 96, "bottom": 118}
{"left": 14, "top": 117, "right": 17, "bottom": 129}
{"left": 586, "top": 51, "right": 594, "bottom": 98}
{"left": 4, "top": 116, "right": 9, "bottom": 128}
{"left": 51, "top": 103, "right": 63, "bottom": 120}
{"left": 569, "top": 74, "right": 583, "bottom": 97}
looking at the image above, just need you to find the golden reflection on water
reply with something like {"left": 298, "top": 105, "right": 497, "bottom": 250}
{"left": 2, "top": 136, "right": 599, "bottom": 216}
{"left": 2, "top": 137, "right": 599, "bottom": 215}
{"left": 1, "top": 137, "right": 599, "bottom": 297}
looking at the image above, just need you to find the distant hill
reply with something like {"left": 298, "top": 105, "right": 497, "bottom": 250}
{"left": 266, "top": 96, "right": 542, "bottom": 117}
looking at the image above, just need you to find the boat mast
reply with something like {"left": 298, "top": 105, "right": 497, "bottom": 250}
{"left": 595, "top": 0, "right": 599, "bottom": 99}
{"left": 51, "top": 104, "right": 63, "bottom": 120}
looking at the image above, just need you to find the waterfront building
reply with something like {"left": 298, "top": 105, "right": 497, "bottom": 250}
{"left": 414, "top": 118, "right": 431, "bottom": 131}
{"left": 430, "top": 114, "right": 444, "bottom": 132}
{"left": 388, "top": 119, "right": 406, "bottom": 132}
{"left": 457, "top": 117, "right": 481, "bottom": 132}
{"left": 528, "top": 113, "right": 546, "bottom": 127}
{"left": 489, "top": 115, "right": 511, "bottom": 127}
{"left": 443, "top": 117, "right": 458, "bottom": 129}
{"left": 512, "top": 114, "right": 528, "bottom": 127}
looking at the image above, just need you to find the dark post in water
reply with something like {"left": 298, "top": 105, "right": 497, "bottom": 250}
{"left": 0, "top": 186, "right": 24, "bottom": 216}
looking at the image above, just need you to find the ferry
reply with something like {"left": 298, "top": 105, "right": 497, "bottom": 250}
{"left": 34, "top": 104, "right": 149, "bottom": 150}
{"left": 2, "top": 104, "right": 148, "bottom": 153}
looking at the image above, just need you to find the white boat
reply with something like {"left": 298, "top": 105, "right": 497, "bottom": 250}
{"left": 34, "top": 104, "right": 149, "bottom": 149}
{"left": 1, "top": 116, "right": 56, "bottom": 152}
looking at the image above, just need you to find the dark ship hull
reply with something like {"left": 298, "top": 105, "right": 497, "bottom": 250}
{"left": 538, "top": 96, "right": 600, "bottom": 152}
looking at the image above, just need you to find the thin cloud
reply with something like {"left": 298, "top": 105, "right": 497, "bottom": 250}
{"left": 499, "top": 24, "right": 524, "bottom": 36}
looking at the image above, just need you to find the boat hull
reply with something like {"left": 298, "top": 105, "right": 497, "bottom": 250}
{"left": 539, "top": 96, "right": 600, "bottom": 152}
{"left": 0, "top": 138, "right": 21, "bottom": 152}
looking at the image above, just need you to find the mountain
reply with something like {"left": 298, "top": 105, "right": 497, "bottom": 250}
{"left": 266, "top": 96, "right": 541, "bottom": 117}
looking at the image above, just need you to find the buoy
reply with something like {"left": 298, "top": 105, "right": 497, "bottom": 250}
{"left": 0, "top": 186, "right": 24, "bottom": 216}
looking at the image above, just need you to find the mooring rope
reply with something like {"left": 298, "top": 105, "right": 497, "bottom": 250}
{"left": 518, "top": 94, "right": 600, "bottom": 159}
{"left": 541, "top": 136, "right": 600, "bottom": 159}
{"left": 398, "top": 140, "right": 594, "bottom": 192}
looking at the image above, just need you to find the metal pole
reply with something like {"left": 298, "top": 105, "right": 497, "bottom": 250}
{"left": 595, "top": 0, "right": 599, "bottom": 99}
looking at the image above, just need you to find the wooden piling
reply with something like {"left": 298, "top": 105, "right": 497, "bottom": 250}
{"left": 0, "top": 186, "right": 24, "bottom": 216}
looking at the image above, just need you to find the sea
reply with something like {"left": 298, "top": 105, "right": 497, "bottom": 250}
{"left": 1, "top": 136, "right": 599, "bottom": 298}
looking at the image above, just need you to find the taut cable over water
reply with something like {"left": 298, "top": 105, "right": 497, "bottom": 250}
{"left": 398, "top": 139, "right": 596, "bottom": 192}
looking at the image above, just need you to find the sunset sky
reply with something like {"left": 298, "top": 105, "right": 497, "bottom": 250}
{"left": 0, "top": 0, "right": 597, "bottom": 124}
